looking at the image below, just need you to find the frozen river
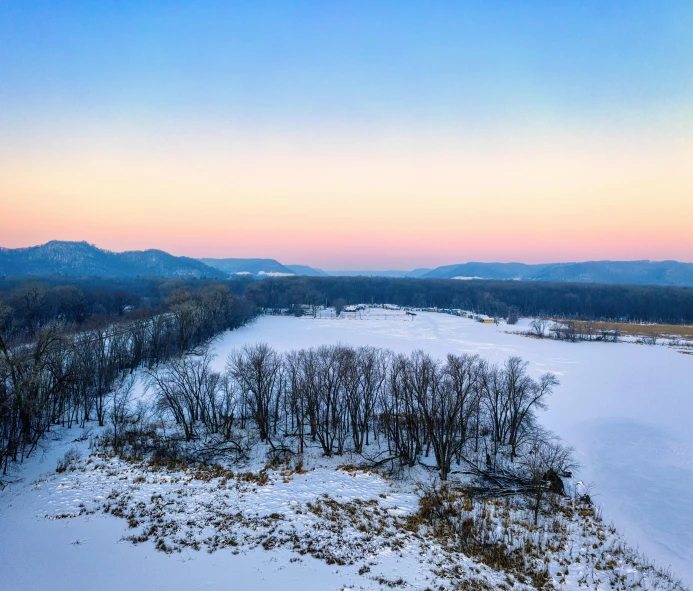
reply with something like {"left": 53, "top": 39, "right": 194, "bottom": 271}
{"left": 211, "top": 310, "right": 693, "bottom": 585}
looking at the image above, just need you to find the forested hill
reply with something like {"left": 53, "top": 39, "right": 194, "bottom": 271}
{"left": 199, "top": 257, "right": 295, "bottom": 277}
{"left": 0, "top": 241, "right": 227, "bottom": 279}
{"left": 244, "top": 276, "right": 693, "bottom": 324}
{"left": 4, "top": 241, "right": 693, "bottom": 288}
{"left": 422, "top": 260, "right": 693, "bottom": 286}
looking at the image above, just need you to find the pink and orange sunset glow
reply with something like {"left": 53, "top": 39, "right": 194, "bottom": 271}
{"left": 2, "top": 2, "right": 692, "bottom": 269}
{"left": 3, "top": 122, "right": 692, "bottom": 268}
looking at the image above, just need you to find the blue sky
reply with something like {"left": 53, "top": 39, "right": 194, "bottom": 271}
{"left": 3, "top": 1, "right": 691, "bottom": 129}
{"left": 1, "top": 2, "right": 692, "bottom": 266}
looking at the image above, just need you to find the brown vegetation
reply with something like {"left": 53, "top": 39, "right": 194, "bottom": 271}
{"left": 552, "top": 319, "right": 693, "bottom": 341}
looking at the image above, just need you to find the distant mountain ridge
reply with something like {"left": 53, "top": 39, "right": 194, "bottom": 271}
{"left": 3, "top": 241, "right": 693, "bottom": 286}
{"left": 422, "top": 260, "right": 693, "bottom": 286}
{"left": 0, "top": 241, "right": 227, "bottom": 279}
{"left": 285, "top": 264, "right": 328, "bottom": 277}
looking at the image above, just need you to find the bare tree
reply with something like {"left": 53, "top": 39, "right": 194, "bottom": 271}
{"left": 227, "top": 343, "right": 282, "bottom": 444}
{"left": 145, "top": 349, "right": 221, "bottom": 441}
{"left": 410, "top": 352, "right": 484, "bottom": 481}
{"left": 519, "top": 431, "right": 576, "bottom": 524}
{"left": 480, "top": 362, "right": 511, "bottom": 464}
{"left": 283, "top": 349, "right": 309, "bottom": 453}
{"left": 504, "top": 357, "right": 559, "bottom": 459}
{"left": 109, "top": 374, "right": 137, "bottom": 451}
{"left": 333, "top": 298, "right": 347, "bottom": 317}
{"left": 380, "top": 353, "right": 422, "bottom": 467}
{"left": 345, "top": 346, "right": 388, "bottom": 453}
{"left": 168, "top": 289, "right": 199, "bottom": 354}
{"left": 300, "top": 345, "right": 350, "bottom": 456}
{"left": 529, "top": 319, "right": 549, "bottom": 338}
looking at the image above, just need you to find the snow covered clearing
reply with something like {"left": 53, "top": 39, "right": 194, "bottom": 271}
{"left": 209, "top": 310, "right": 693, "bottom": 585}
{"left": 0, "top": 309, "right": 690, "bottom": 590}
{"left": 1, "top": 423, "right": 685, "bottom": 591}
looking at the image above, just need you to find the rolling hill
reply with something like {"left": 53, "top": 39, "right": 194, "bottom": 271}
{"left": 4, "top": 242, "right": 693, "bottom": 287}
{"left": 285, "top": 264, "right": 328, "bottom": 277}
{"left": 0, "top": 241, "right": 227, "bottom": 279}
{"left": 422, "top": 260, "right": 693, "bottom": 286}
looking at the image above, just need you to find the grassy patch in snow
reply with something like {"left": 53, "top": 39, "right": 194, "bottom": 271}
{"left": 39, "top": 447, "right": 691, "bottom": 591}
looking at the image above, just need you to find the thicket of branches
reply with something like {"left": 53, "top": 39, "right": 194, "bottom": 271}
{"left": 141, "top": 344, "right": 574, "bottom": 514}
{"left": 0, "top": 284, "right": 254, "bottom": 477}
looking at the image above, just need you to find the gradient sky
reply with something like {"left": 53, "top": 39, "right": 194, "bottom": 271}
{"left": 1, "top": 1, "right": 692, "bottom": 269}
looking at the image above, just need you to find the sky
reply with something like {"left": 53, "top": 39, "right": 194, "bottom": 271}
{"left": 1, "top": 1, "right": 692, "bottom": 269}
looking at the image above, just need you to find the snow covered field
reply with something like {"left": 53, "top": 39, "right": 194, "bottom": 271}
{"left": 1, "top": 308, "right": 690, "bottom": 590}
{"left": 209, "top": 310, "right": 693, "bottom": 585}
{"left": 5, "top": 422, "right": 675, "bottom": 591}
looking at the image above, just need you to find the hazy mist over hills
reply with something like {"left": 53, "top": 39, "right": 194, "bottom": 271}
{"left": 199, "top": 258, "right": 295, "bottom": 277}
{"left": 2, "top": 241, "right": 693, "bottom": 286}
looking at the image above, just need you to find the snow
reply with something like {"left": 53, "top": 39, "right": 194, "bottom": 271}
{"left": 1, "top": 308, "right": 691, "bottom": 590}
{"left": 0, "top": 432, "right": 358, "bottom": 590}
{"left": 210, "top": 309, "right": 693, "bottom": 585}
{"left": 2, "top": 424, "right": 681, "bottom": 591}
{"left": 0, "top": 454, "right": 351, "bottom": 590}
{"left": 257, "top": 271, "right": 294, "bottom": 277}
{"left": 0, "top": 429, "right": 532, "bottom": 591}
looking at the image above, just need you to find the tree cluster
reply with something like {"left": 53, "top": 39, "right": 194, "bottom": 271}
{"left": 147, "top": 344, "right": 565, "bottom": 485}
{"left": 0, "top": 276, "right": 255, "bottom": 346}
{"left": 0, "top": 285, "right": 254, "bottom": 476}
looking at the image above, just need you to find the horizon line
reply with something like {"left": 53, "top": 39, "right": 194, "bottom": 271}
{"left": 3, "top": 239, "right": 693, "bottom": 270}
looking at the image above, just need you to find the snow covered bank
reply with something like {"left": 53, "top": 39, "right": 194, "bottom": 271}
{"left": 1, "top": 309, "right": 690, "bottom": 590}
{"left": 1, "top": 424, "right": 686, "bottom": 591}
{"left": 209, "top": 310, "right": 693, "bottom": 585}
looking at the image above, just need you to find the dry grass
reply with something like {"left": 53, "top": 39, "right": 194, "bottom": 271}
{"left": 407, "top": 485, "right": 552, "bottom": 589}
{"left": 553, "top": 320, "right": 693, "bottom": 340}
{"left": 50, "top": 452, "right": 691, "bottom": 591}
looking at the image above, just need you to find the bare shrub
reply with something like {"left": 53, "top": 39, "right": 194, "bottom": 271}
{"left": 56, "top": 447, "right": 80, "bottom": 473}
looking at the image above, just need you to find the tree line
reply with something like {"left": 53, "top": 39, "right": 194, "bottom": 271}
{"left": 0, "top": 275, "right": 254, "bottom": 345}
{"left": 243, "top": 276, "right": 693, "bottom": 324}
{"left": 0, "top": 283, "right": 254, "bottom": 476}
{"left": 3, "top": 274, "right": 691, "bottom": 327}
